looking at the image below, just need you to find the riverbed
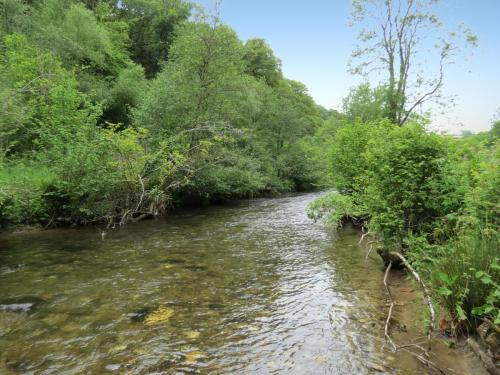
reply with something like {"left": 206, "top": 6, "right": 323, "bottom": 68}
{"left": 0, "top": 193, "right": 486, "bottom": 374}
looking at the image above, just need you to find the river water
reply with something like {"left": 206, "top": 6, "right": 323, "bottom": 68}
{"left": 0, "top": 193, "right": 483, "bottom": 374}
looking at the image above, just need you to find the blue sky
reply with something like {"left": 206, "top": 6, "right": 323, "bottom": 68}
{"left": 195, "top": 0, "right": 499, "bottom": 133}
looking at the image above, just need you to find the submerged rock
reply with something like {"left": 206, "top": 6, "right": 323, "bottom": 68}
{"left": 185, "top": 350, "right": 204, "bottom": 364}
{"left": 159, "top": 258, "right": 187, "bottom": 264}
{"left": 184, "top": 265, "right": 208, "bottom": 272}
{"left": 0, "top": 296, "right": 45, "bottom": 313}
{"left": 185, "top": 331, "right": 201, "bottom": 339}
{"left": 104, "top": 364, "right": 121, "bottom": 371}
{"left": 366, "top": 362, "right": 389, "bottom": 372}
{"left": 144, "top": 307, "right": 174, "bottom": 325}
{"left": 127, "top": 308, "right": 150, "bottom": 323}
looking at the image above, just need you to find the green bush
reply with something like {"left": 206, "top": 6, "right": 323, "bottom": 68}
{"left": 433, "top": 228, "right": 499, "bottom": 327}
{"left": 0, "top": 160, "right": 54, "bottom": 227}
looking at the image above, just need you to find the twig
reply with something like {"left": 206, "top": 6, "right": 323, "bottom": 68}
{"left": 383, "top": 262, "right": 448, "bottom": 374}
{"left": 383, "top": 261, "right": 398, "bottom": 351}
{"left": 389, "top": 251, "right": 436, "bottom": 350}
{"left": 358, "top": 231, "right": 374, "bottom": 245}
{"left": 365, "top": 243, "right": 374, "bottom": 260}
{"left": 134, "top": 174, "right": 146, "bottom": 213}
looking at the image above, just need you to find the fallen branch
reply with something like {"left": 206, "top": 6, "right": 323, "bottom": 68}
{"left": 383, "top": 260, "right": 448, "bottom": 374}
{"left": 358, "top": 231, "right": 374, "bottom": 245}
{"left": 383, "top": 261, "right": 397, "bottom": 351}
{"left": 364, "top": 240, "right": 378, "bottom": 260}
{"left": 389, "top": 251, "right": 436, "bottom": 350}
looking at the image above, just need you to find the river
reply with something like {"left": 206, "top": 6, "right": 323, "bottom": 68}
{"left": 0, "top": 192, "right": 485, "bottom": 374}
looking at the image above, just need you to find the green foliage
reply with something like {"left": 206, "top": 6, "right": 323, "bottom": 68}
{"left": 133, "top": 20, "right": 320, "bottom": 200}
{"left": 243, "top": 38, "right": 282, "bottom": 87}
{"left": 343, "top": 83, "right": 388, "bottom": 122}
{"left": 310, "top": 112, "right": 499, "bottom": 327}
{"left": 0, "top": 160, "right": 54, "bottom": 227}
{"left": 118, "top": 0, "right": 191, "bottom": 77}
{"left": 134, "top": 21, "right": 250, "bottom": 137}
{"left": 433, "top": 229, "right": 500, "bottom": 327}
{"left": 0, "top": 33, "right": 92, "bottom": 154}
{"left": 103, "top": 64, "right": 148, "bottom": 125}
{"left": 362, "top": 124, "right": 456, "bottom": 245}
{"left": 0, "top": 5, "right": 322, "bottom": 228}
{"left": 307, "top": 191, "right": 367, "bottom": 227}
{"left": 30, "top": 0, "right": 130, "bottom": 74}
{"left": 327, "top": 119, "right": 389, "bottom": 193}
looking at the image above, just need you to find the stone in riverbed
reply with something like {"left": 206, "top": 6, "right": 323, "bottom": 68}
{"left": 105, "top": 364, "right": 121, "bottom": 371}
{"left": 0, "top": 296, "right": 45, "bottom": 313}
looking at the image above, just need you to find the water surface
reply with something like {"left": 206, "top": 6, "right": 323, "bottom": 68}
{"left": 0, "top": 193, "right": 481, "bottom": 374}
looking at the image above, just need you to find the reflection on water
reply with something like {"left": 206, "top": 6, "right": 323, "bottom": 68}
{"left": 0, "top": 193, "right": 468, "bottom": 374}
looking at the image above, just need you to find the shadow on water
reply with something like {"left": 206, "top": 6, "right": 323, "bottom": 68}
{"left": 0, "top": 193, "right": 486, "bottom": 374}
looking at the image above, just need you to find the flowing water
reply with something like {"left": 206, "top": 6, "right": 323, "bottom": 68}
{"left": 0, "top": 193, "right": 484, "bottom": 374}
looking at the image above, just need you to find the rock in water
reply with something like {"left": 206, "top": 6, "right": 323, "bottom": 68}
{"left": 143, "top": 307, "right": 174, "bottom": 325}
{"left": 0, "top": 296, "right": 45, "bottom": 313}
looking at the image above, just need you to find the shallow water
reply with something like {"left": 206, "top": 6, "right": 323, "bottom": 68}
{"left": 0, "top": 193, "right": 481, "bottom": 374}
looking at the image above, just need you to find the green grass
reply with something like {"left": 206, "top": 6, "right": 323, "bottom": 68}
{"left": 432, "top": 227, "right": 499, "bottom": 329}
{"left": 0, "top": 159, "right": 55, "bottom": 227}
{"left": 0, "top": 160, "right": 55, "bottom": 189}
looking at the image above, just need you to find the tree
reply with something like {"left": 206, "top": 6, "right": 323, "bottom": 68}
{"left": 117, "top": 0, "right": 191, "bottom": 77}
{"left": 243, "top": 38, "right": 282, "bottom": 87}
{"left": 342, "top": 83, "right": 388, "bottom": 122}
{"left": 133, "top": 21, "right": 251, "bottom": 138}
{"left": 350, "top": 0, "right": 477, "bottom": 125}
{"left": 0, "top": 0, "right": 27, "bottom": 37}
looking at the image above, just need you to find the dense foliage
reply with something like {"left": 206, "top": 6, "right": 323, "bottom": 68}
{"left": 308, "top": 112, "right": 499, "bottom": 329}
{"left": 307, "top": 0, "right": 497, "bottom": 332}
{"left": 0, "top": 0, "right": 321, "bottom": 227}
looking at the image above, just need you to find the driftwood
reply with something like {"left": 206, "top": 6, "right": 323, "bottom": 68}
{"left": 377, "top": 248, "right": 405, "bottom": 268}
{"left": 388, "top": 251, "right": 436, "bottom": 349}
{"left": 361, "top": 233, "right": 445, "bottom": 373}
{"left": 383, "top": 261, "right": 397, "bottom": 350}
{"left": 382, "top": 259, "right": 448, "bottom": 374}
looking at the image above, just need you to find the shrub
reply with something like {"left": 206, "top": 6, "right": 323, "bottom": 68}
{"left": 433, "top": 228, "right": 499, "bottom": 328}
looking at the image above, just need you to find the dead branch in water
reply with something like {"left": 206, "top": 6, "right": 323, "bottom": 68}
{"left": 389, "top": 251, "right": 436, "bottom": 350}
{"left": 360, "top": 232, "right": 442, "bottom": 370}
{"left": 365, "top": 240, "right": 378, "bottom": 260}
{"left": 358, "top": 231, "right": 374, "bottom": 245}
{"left": 383, "top": 260, "right": 449, "bottom": 374}
{"left": 383, "top": 261, "right": 397, "bottom": 350}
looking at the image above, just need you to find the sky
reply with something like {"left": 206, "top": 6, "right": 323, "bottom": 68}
{"left": 195, "top": 0, "right": 499, "bottom": 134}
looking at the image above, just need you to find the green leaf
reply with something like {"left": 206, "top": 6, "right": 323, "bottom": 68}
{"left": 475, "top": 270, "right": 485, "bottom": 278}
{"left": 438, "top": 272, "right": 451, "bottom": 285}
{"left": 471, "top": 306, "right": 484, "bottom": 316}
{"left": 480, "top": 275, "right": 493, "bottom": 285}
{"left": 437, "top": 287, "right": 452, "bottom": 297}
{"left": 456, "top": 305, "right": 467, "bottom": 321}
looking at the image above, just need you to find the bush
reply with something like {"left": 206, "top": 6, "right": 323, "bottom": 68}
{"left": 0, "top": 160, "right": 54, "bottom": 227}
{"left": 433, "top": 228, "right": 499, "bottom": 328}
{"left": 309, "top": 121, "right": 499, "bottom": 328}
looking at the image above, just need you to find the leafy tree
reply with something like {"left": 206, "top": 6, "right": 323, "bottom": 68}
{"left": 243, "top": 38, "right": 282, "bottom": 87}
{"left": 29, "top": 0, "right": 129, "bottom": 74}
{"left": 103, "top": 64, "right": 148, "bottom": 125}
{"left": 0, "top": 0, "right": 28, "bottom": 37}
{"left": 350, "top": 0, "right": 477, "bottom": 125}
{"left": 342, "top": 83, "right": 388, "bottom": 122}
{"left": 0, "top": 33, "right": 89, "bottom": 154}
{"left": 118, "top": 0, "right": 191, "bottom": 77}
